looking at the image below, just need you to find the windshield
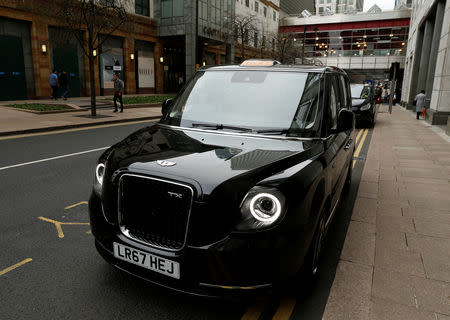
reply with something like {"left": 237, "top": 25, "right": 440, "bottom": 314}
{"left": 351, "top": 84, "right": 370, "bottom": 99}
{"left": 161, "top": 70, "right": 322, "bottom": 137}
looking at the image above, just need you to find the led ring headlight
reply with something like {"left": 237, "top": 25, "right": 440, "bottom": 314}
{"left": 96, "top": 163, "right": 105, "bottom": 185}
{"left": 249, "top": 193, "right": 282, "bottom": 223}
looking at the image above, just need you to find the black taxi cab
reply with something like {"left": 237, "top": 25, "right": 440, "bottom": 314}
{"left": 89, "top": 59, "right": 355, "bottom": 297}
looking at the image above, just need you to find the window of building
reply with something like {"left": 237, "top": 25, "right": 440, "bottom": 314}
{"left": 273, "top": 11, "right": 276, "bottom": 21}
{"left": 263, "top": 7, "right": 267, "bottom": 17}
{"left": 254, "top": 32, "right": 258, "bottom": 47}
{"left": 255, "top": 1, "right": 259, "bottom": 13}
{"left": 319, "top": 7, "right": 324, "bottom": 13}
{"left": 161, "top": 0, "right": 183, "bottom": 18}
{"left": 135, "top": 0, "right": 150, "bottom": 16}
{"left": 319, "top": 0, "right": 324, "bottom": 4}
{"left": 245, "top": 0, "right": 249, "bottom": 7}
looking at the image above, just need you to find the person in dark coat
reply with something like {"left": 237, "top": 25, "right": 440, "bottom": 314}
{"left": 414, "top": 89, "right": 426, "bottom": 120}
{"left": 113, "top": 73, "right": 124, "bottom": 113}
{"left": 59, "top": 70, "right": 69, "bottom": 100}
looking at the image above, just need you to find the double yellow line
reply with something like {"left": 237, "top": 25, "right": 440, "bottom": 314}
{"left": 241, "top": 128, "right": 370, "bottom": 320}
{"left": 353, "top": 128, "right": 369, "bottom": 168}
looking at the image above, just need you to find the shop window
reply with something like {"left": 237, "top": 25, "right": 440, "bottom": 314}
{"left": 135, "top": 0, "right": 150, "bottom": 16}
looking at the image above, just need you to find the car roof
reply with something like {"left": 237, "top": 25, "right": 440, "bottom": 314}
{"left": 200, "top": 60, "right": 347, "bottom": 75}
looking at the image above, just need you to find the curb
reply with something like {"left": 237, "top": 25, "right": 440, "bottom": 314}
{"left": 0, "top": 116, "right": 161, "bottom": 137}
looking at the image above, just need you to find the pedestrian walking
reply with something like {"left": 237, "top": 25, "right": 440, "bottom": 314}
{"left": 49, "top": 70, "right": 58, "bottom": 100}
{"left": 414, "top": 90, "right": 426, "bottom": 120}
{"left": 59, "top": 70, "right": 69, "bottom": 100}
{"left": 113, "top": 73, "right": 124, "bottom": 113}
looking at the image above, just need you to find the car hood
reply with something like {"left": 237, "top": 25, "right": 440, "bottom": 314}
{"left": 105, "top": 124, "right": 323, "bottom": 196}
{"left": 351, "top": 98, "right": 367, "bottom": 107}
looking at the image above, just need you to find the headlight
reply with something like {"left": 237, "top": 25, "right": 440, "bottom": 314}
{"left": 236, "top": 187, "right": 286, "bottom": 230}
{"left": 360, "top": 103, "right": 371, "bottom": 111}
{"left": 249, "top": 193, "right": 282, "bottom": 223}
{"left": 93, "top": 163, "right": 105, "bottom": 196}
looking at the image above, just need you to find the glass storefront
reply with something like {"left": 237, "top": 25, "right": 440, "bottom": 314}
{"left": 297, "top": 26, "right": 408, "bottom": 58}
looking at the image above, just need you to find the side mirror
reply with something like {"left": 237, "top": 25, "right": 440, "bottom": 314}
{"left": 161, "top": 98, "right": 173, "bottom": 116}
{"left": 337, "top": 109, "right": 354, "bottom": 132}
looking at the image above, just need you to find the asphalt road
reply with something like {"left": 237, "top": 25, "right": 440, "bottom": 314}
{"left": 0, "top": 121, "right": 372, "bottom": 320}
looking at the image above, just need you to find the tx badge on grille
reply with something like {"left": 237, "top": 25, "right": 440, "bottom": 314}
{"left": 157, "top": 160, "right": 176, "bottom": 167}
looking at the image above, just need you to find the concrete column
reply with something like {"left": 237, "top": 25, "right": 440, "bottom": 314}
{"left": 185, "top": 1, "right": 197, "bottom": 81}
{"left": 30, "top": 21, "right": 51, "bottom": 98}
{"left": 416, "top": 19, "right": 434, "bottom": 96}
{"left": 425, "top": 0, "right": 445, "bottom": 106}
{"left": 407, "top": 27, "right": 424, "bottom": 109}
{"left": 154, "top": 41, "right": 164, "bottom": 93}
{"left": 123, "top": 37, "right": 136, "bottom": 94}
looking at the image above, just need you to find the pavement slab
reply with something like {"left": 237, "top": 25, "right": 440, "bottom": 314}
{"left": 323, "top": 105, "right": 450, "bottom": 319}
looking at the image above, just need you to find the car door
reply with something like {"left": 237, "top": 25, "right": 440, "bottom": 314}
{"left": 322, "top": 74, "right": 342, "bottom": 216}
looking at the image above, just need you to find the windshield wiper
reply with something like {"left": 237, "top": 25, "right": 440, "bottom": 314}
{"left": 256, "top": 128, "right": 316, "bottom": 135}
{"left": 191, "top": 123, "right": 254, "bottom": 132}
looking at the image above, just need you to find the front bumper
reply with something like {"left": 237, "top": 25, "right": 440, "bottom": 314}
{"left": 89, "top": 193, "right": 312, "bottom": 297}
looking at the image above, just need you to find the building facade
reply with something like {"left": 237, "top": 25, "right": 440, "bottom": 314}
{"left": 279, "top": 0, "right": 315, "bottom": 18}
{"left": 315, "top": 0, "right": 364, "bottom": 15}
{"left": 0, "top": 0, "right": 163, "bottom": 100}
{"left": 155, "top": 0, "right": 235, "bottom": 91}
{"left": 235, "top": 0, "right": 280, "bottom": 55}
{"left": 280, "top": 9, "right": 410, "bottom": 83}
{"left": 401, "top": 0, "right": 449, "bottom": 126}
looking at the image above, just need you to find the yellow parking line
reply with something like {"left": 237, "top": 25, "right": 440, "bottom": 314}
{"left": 38, "top": 216, "right": 89, "bottom": 238}
{"left": 64, "top": 201, "right": 88, "bottom": 210}
{"left": 0, "top": 258, "right": 32, "bottom": 276}
{"left": 241, "top": 302, "right": 264, "bottom": 320}
{"left": 355, "top": 129, "right": 363, "bottom": 145}
{"left": 354, "top": 129, "right": 369, "bottom": 158}
{"left": 0, "top": 119, "right": 153, "bottom": 141}
{"left": 272, "top": 298, "right": 296, "bottom": 320}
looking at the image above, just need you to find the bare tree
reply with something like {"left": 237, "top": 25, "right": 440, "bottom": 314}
{"left": 50, "top": 0, "right": 129, "bottom": 116}
{"left": 268, "top": 32, "right": 298, "bottom": 64}
{"left": 231, "top": 15, "right": 259, "bottom": 62}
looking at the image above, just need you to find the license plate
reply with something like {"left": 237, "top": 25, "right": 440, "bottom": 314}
{"left": 113, "top": 242, "right": 180, "bottom": 279}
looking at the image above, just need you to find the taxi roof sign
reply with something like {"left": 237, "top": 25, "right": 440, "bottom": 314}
{"left": 240, "top": 59, "right": 281, "bottom": 67}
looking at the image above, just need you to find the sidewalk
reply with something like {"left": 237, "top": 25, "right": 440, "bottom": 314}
{"left": 0, "top": 95, "right": 162, "bottom": 136}
{"left": 323, "top": 105, "right": 450, "bottom": 319}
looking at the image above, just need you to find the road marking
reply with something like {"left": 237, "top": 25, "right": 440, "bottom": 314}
{"left": 272, "top": 298, "right": 296, "bottom": 320}
{"left": 0, "top": 119, "right": 154, "bottom": 141}
{"left": 354, "top": 128, "right": 369, "bottom": 158}
{"left": 38, "top": 216, "right": 90, "bottom": 238}
{"left": 0, "top": 146, "right": 109, "bottom": 172}
{"left": 355, "top": 129, "right": 363, "bottom": 144}
{"left": 0, "top": 258, "right": 32, "bottom": 276}
{"left": 353, "top": 159, "right": 357, "bottom": 168}
{"left": 64, "top": 201, "right": 88, "bottom": 210}
{"left": 241, "top": 301, "right": 264, "bottom": 320}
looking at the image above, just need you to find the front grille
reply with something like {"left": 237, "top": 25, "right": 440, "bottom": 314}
{"left": 118, "top": 174, "right": 193, "bottom": 251}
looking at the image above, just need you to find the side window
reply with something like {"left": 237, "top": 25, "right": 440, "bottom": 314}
{"left": 329, "top": 76, "right": 338, "bottom": 130}
{"left": 339, "top": 76, "right": 349, "bottom": 109}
